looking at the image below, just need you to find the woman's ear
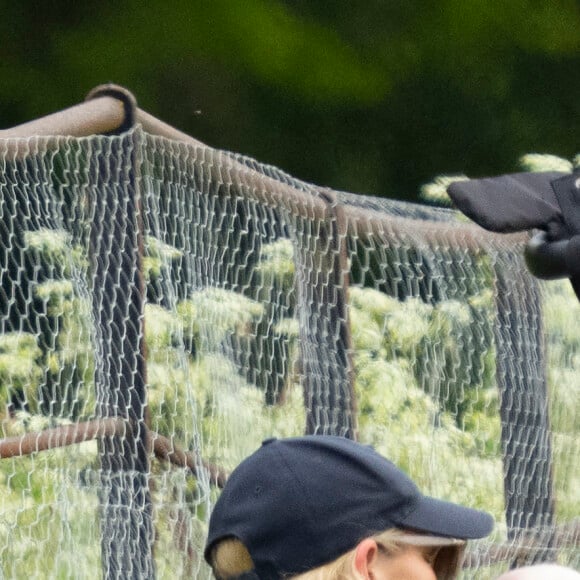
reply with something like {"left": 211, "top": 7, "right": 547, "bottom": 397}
{"left": 353, "top": 538, "right": 380, "bottom": 579}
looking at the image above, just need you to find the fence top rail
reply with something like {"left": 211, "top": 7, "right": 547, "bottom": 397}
{"left": 0, "top": 95, "right": 126, "bottom": 140}
{"left": 0, "top": 83, "right": 527, "bottom": 252}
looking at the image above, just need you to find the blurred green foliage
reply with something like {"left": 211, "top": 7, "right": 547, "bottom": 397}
{"left": 1, "top": 1, "right": 579, "bottom": 198}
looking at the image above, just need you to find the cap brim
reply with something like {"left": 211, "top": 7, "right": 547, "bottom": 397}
{"left": 397, "top": 496, "right": 494, "bottom": 540}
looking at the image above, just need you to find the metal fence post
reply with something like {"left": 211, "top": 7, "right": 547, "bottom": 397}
{"left": 494, "top": 255, "right": 556, "bottom": 566}
{"left": 293, "top": 189, "right": 357, "bottom": 439}
{"left": 87, "top": 87, "right": 155, "bottom": 579}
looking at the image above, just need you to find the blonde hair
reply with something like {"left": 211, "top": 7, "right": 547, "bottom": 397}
{"left": 292, "top": 529, "right": 403, "bottom": 580}
{"left": 209, "top": 537, "right": 255, "bottom": 579}
{"left": 209, "top": 529, "right": 464, "bottom": 580}
{"left": 210, "top": 529, "right": 464, "bottom": 580}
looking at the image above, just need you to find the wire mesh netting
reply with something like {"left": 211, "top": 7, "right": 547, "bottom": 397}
{"left": 0, "top": 128, "right": 578, "bottom": 579}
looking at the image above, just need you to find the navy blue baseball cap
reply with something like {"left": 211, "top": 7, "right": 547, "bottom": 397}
{"left": 204, "top": 435, "right": 494, "bottom": 579}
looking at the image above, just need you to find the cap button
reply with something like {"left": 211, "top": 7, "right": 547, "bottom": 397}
{"left": 262, "top": 437, "right": 277, "bottom": 446}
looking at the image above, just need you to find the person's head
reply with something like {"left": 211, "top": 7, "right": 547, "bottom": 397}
{"left": 210, "top": 528, "right": 465, "bottom": 580}
{"left": 204, "top": 435, "right": 494, "bottom": 579}
{"left": 496, "top": 564, "right": 580, "bottom": 580}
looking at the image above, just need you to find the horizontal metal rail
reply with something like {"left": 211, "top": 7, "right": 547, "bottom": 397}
{"left": 0, "top": 84, "right": 525, "bottom": 250}
{"left": 0, "top": 418, "right": 227, "bottom": 488}
{"left": 463, "top": 520, "right": 580, "bottom": 568}
{"left": 0, "top": 96, "right": 126, "bottom": 139}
